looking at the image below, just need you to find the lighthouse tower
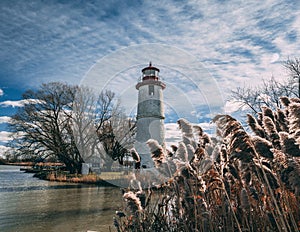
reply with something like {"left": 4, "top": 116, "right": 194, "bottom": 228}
{"left": 135, "top": 63, "right": 166, "bottom": 168}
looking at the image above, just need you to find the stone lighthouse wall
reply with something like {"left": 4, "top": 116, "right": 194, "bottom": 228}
{"left": 137, "top": 83, "right": 164, "bottom": 119}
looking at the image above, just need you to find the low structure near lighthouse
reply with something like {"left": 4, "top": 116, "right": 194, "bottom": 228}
{"left": 135, "top": 63, "right": 166, "bottom": 168}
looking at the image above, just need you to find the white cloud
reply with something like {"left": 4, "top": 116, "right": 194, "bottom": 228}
{"left": 198, "top": 122, "right": 215, "bottom": 133}
{"left": 0, "top": 100, "right": 27, "bottom": 107}
{"left": 0, "top": 99, "right": 42, "bottom": 107}
{"left": 223, "top": 100, "right": 249, "bottom": 114}
{"left": 1, "top": 0, "right": 300, "bottom": 123}
{"left": 0, "top": 116, "right": 11, "bottom": 124}
{"left": 0, "top": 131, "right": 13, "bottom": 142}
{"left": 0, "top": 88, "right": 3, "bottom": 96}
{"left": 165, "top": 123, "right": 182, "bottom": 148}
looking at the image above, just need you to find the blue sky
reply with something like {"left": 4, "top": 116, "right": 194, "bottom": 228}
{"left": 1, "top": 0, "right": 300, "bottom": 155}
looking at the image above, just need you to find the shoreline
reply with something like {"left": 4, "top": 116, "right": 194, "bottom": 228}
{"left": 32, "top": 170, "right": 119, "bottom": 187}
{"left": 3, "top": 162, "right": 131, "bottom": 187}
{"left": 5, "top": 162, "right": 156, "bottom": 189}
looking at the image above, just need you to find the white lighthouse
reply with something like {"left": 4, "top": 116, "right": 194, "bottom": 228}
{"left": 135, "top": 63, "right": 166, "bottom": 168}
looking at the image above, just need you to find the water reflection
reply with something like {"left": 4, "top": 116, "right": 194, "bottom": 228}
{"left": 0, "top": 165, "right": 122, "bottom": 232}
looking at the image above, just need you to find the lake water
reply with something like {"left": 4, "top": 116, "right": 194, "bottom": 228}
{"left": 0, "top": 165, "right": 123, "bottom": 232}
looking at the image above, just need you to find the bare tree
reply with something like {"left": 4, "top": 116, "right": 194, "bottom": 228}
{"left": 9, "top": 82, "right": 83, "bottom": 173}
{"left": 95, "top": 90, "right": 136, "bottom": 167}
{"left": 71, "top": 87, "right": 103, "bottom": 163}
{"left": 9, "top": 83, "right": 136, "bottom": 173}
{"left": 72, "top": 88, "right": 136, "bottom": 168}
{"left": 284, "top": 57, "right": 300, "bottom": 97}
{"left": 231, "top": 59, "right": 299, "bottom": 115}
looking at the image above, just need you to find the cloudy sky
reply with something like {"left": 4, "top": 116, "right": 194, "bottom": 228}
{"left": 1, "top": 0, "right": 300, "bottom": 155}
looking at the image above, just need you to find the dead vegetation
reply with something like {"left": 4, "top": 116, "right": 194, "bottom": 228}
{"left": 114, "top": 97, "right": 300, "bottom": 232}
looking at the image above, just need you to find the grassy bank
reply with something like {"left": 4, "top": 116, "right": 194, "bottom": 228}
{"left": 33, "top": 170, "right": 130, "bottom": 187}
{"left": 6, "top": 161, "right": 64, "bottom": 167}
{"left": 11, "top": 161, "right": 131, "bottom": 187}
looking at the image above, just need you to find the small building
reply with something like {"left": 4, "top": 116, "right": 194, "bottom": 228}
{"left": 82, "top": 155, "right": 101, "bottom": 174}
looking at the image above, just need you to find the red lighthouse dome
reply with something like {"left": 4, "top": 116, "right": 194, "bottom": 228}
{"left": 136, "top": 62, "right": 166, "bottom": 90}
{"left": 141, "top": 62, "right": 160, "bottom": 81}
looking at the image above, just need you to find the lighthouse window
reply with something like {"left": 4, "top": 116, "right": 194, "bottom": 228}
{"left": 143, "top": 69, "right": 159, "bottom": 76}
{"left": 149, "top": 85, "right": 154, "bottom": 95}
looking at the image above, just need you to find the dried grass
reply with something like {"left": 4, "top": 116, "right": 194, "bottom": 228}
{"left": 114, "top": 97, "right": 300, "bottom": 232}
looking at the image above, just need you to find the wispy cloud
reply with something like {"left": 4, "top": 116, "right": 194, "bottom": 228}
{"left": 0, "top": 100, "right": 26, "bottom": 108}
{"left": 0, "top": 99, "right": 42, "bottom": 108}
{"left": 0, "top": 116, "right": 11, "bottom": 124}
{"left": 165, "top": 123, "right": 182, "bottom": 148}
{"left": 0, "top": 99, "right": 28, "bottom": 107}
{"left": 0, "top": 0, "right": 299, "bottom": 127}
{"left": 0, "top": 131, "right": 13, "bottom": 143}
{"left": 223, "top": 100, "right": 252, "bottom": 115}
{"left": 82, "top": 43, "right": 225, "bottom": 124}
{"left": 1, "top": 0, "right": 299, "bottom": 90}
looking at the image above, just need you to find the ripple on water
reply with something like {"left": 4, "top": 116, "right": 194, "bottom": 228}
{"left": 0, "top": 165, "right": 123, "bottom": 232}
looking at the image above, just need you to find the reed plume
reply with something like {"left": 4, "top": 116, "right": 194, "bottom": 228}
{"left": 282, "top": 158, "right": 300, "bottom": 196}
{"left": 247, "top": 114, "right": 265, "bottom": 138}
{"left": 182, "top": 135, "right": 197, "bottom": 150}
{"left": 257, "top": 112, "right": 263, "bottom": 126}
{"left": 175, "top": 142, "right": 188, "bottom": 162}
{"left": 263, "top": 116, "right": 281, "bottom": 149}
{"left": 123, "top": 191, "right": 143, "bottom": 213}
{"left": 251, "top": 136, "right": 274, "bottom": 158}
{"left": 170, "top": 144, "right": 178, "bottom": 155}
{"left": 279, "top": 132, "right": 300, "bottom": 157}
{"left": 200, "top": 133, "right": 211, "bottom": 148}
{"left": 288, "top": 102, "right": 300, "bottom": 139}
{"left": 130, "top": 148, "right": 140, "bottom": 162}
{"left": 280, "top": 96, "right": 291, "bottom": 107}
{"left": 146, "top": 139, "right": 165, "bottom": 166}
{"left": 275, "top": 108, "right": 289, "bottom": 132}
{"left": 177, "top": 118, "right": 193, "bottom": 137}
{"left": 262, "top": 106, "right": 275, "bottom": 122}
{"left": 186, "top": 144, "right": 195, "bottom": 161}
{"left": 116, "top": 97, "right": 300, "bottom": 232}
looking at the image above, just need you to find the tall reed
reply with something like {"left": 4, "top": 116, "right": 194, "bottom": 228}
{"left": 114, "top": 97, "right": 300, "bottom": 232}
